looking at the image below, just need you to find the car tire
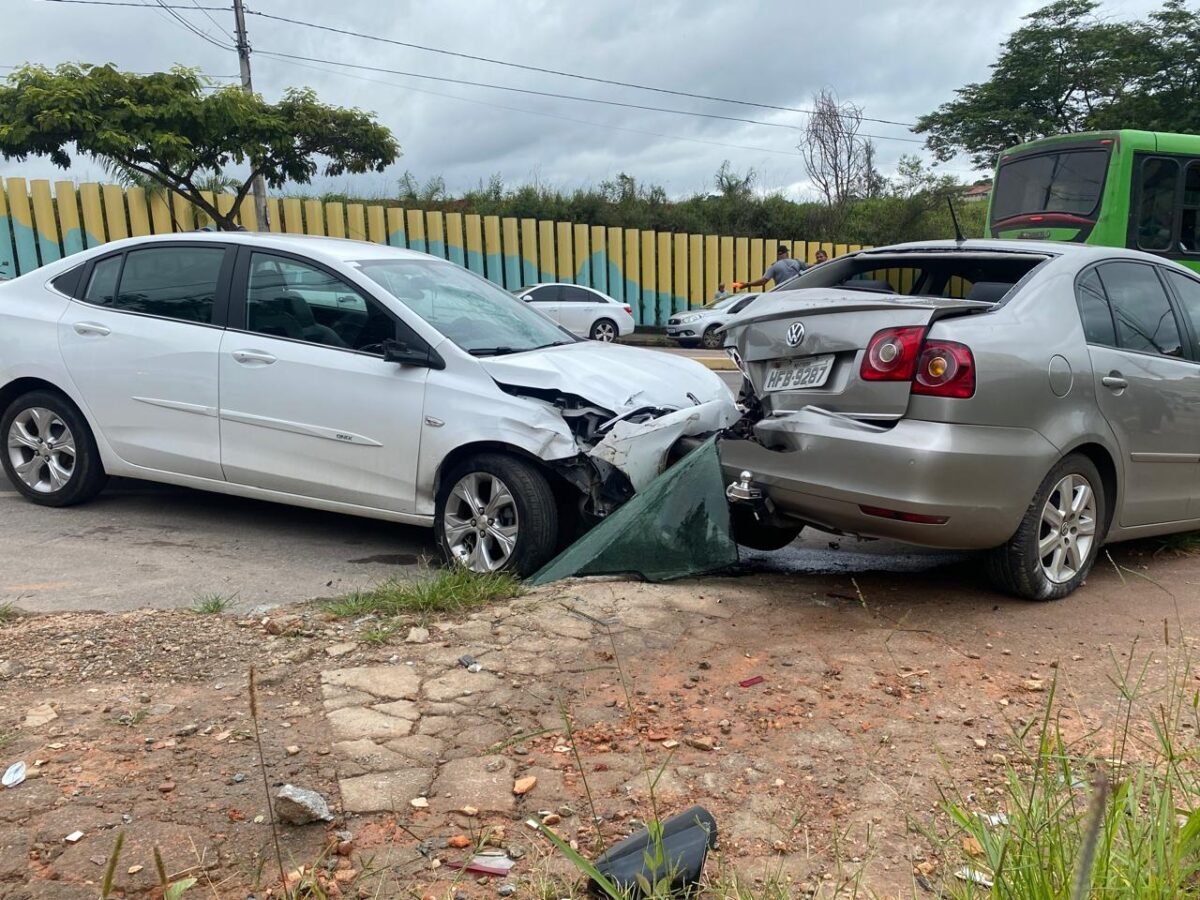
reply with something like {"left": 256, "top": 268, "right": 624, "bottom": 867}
{"left": 590, "top": 318, "right": 618, "bottom": 342}
{"left": 1, "top": 390, "right": 107, "bottom": 507}
{"left": 730, "top": 507, "right": 803, "bottom": 551}
{"left": 436, "top": 453, "right": 558, "bottom": 577}
{"left": 700, "top": 325, "right": 724, "bottom": 350}
{"left": 986, "top": 453, "right": 1106, "bottom": 601}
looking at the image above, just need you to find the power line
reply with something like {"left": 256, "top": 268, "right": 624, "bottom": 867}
{"left": 190, "top": 0, "right": 235, "bottom": 43}
{"left": 247, "top": 9, "right": 918, "bottom": 130}
{"left": 151, "top": 0, "right": 234, "bottom": 50}
{"left": 39, "top": 0, "right": 227, "bottom": 8}
{"left": 258, "top": 50, "right": 925, "bottom": 145}
{"left": 267, "top": 54, "right": 805, "bottom": 158}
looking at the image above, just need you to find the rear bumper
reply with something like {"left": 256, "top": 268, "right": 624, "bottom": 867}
{"left": 719, "top": 408, "right": 1060, "bottom": 549}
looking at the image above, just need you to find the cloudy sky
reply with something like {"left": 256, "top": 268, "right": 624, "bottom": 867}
{"left": 1, "top": 0, "right": 1166, "bottom": 201}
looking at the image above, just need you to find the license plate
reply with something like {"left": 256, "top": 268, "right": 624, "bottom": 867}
{"left": 762, "top": 354, "right": 835, "bottom": 392}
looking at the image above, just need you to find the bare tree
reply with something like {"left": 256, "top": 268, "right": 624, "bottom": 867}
{"left": 800, "top": 89, "right": 870, "bottom": 227}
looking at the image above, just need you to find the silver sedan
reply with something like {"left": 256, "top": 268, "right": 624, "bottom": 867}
{"left": 720, "top": 239, "right": 1200, "bottom": 600}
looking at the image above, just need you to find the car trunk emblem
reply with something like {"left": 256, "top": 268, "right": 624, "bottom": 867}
{"left": 785, "top": 322, "right": 805, "bottom": 347}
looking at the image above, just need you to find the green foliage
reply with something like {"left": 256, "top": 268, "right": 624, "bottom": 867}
{"left": 916, "top": 0, "right": 1200, "bottom": 169}
{"left": 0, "top": 63, "right": 399, "bottom": 230}
{"left": 0, "top": 602, "right": 17, "bottom": 624}
{"left": 310, "top": 158, "right": 976, "bottom": 247}
{"left": 323, "top": 567, "right": 525, "bottom": 619}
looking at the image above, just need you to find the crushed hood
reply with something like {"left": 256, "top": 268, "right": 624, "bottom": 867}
{"left": 479, "top": 341, "right": 732, "bottom": 414}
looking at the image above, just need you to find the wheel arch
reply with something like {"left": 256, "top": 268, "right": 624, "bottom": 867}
{"left": 1062, "top": 440, "right": 1119, "bottom": 535}
{"left": 0, "top": 377, "right": 85, "bottom": 421}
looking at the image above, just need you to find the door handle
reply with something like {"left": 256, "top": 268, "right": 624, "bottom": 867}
{"left": 72, "top": 322, "right": 111, "bottom": 336}
{"left": 231, "top": 349, "right": 277, "bottom": 365}
{"left": 1101, "top": 374, "right": 1128, "bottom": 390}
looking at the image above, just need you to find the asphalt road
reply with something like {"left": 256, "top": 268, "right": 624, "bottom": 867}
{"left": 0, "top": 358, "right": 958, "bottom": 614}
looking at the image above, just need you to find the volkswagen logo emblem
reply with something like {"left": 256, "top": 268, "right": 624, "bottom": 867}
{"left": 785, "top": 322, "right": 805, "bottom": 347}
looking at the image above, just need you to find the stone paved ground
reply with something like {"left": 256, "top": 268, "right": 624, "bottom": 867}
{"left": 0, "top": 541, "right": 1196, "bottom": 898}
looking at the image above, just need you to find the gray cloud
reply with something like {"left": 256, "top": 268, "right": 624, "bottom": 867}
{"left": 1, "top": 0, "right": 1167, "bottom": 198}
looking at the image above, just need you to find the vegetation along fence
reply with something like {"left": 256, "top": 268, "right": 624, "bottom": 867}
{"left": 0, "top": 176, "right": 866, "bottom": 326}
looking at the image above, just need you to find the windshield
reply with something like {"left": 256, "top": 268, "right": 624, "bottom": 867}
{"left": 703, "top": 294, "right": 739, "bottom": 310}
{"left": 992, "top": 148, "right": 1109, "bottom": 223}
{"left": 355, "top": 259, "right": 574, "bottom": 355}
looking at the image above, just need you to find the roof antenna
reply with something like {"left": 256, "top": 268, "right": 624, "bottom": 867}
{"left": 947, "top": 196, "right": 966, "bottom": 245}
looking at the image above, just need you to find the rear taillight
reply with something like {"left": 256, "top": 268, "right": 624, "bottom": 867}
{"left": 860, "top": 327, "right": 925, "bottom": 381}
{"left": 861, "top": 327, "right": 975, "bottom": 398}
{"left": 913, "top": 340, "right": 975, "bottom": 398}
{"left": 623, "top": 305, "right": 633, "bottom": 314}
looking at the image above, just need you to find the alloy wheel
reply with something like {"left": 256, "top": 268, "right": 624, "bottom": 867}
{"left": 442, "top": 471, "right": 520, "bottom": 572}
{"left": 593, "top": 321, "right": 617, "bottom": 342}
{"left": 6, "top": 407, "right": 77, "bottom": 494}
{"left": 1037, "top": 473, "right": 1097, "bottom": 584}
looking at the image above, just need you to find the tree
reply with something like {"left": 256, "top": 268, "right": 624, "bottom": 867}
{"left": 0, "top": 63, "right": 399, "bottom": 231}
{"left": 800, "top": 89, "right": 871, "bottom": 228}
{"left": 915, "top": 0, "right": 1200, "bottom": 171}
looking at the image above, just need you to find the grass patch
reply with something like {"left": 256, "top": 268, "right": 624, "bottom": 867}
{"left": 1155, "top": 531, "right": 1200, "bottom": 556}
{"left": 323, "top": 568, "right": 525, "bottom": 619}
{"left": 937, "top": 630, "right": 1200, "bottom": 898}
{"left": 0, "top": 602, "right": 17, "bottom": 624}
{"left": 190, "top": 593, "right": 232, "bottom": 615}
{"left": 359, "top": 622, "right": 399, "bottom": 645}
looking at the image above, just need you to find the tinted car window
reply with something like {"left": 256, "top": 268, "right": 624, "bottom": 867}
{"left": 523, "top": 286, "right": 554, "bottom": 302}
{"left": 1075, "top": 268, "right": 1116, "bottom": 346}
{"left": 1163, "top": 268, "right": 1200, "bottom": 358}
{"left": 101, "top": 247, "right": 225, "bottom": 323}
{"left": 1096, "top": 262, "right": 1182, "bottom": 357}
{"left": 246, "top": 253, "right": 395, "bottom": 353}
{"left": 560, "top": 285, "right": 595, "bottom": 303}
{"left": 84, "top": 256, "right": 122, "bottom": 305}
{"left": 51, "top": 265, "right": 84, "bottom": 298}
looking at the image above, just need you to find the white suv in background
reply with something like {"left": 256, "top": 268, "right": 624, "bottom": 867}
{"left": 516, "top": 283, "right": 636, "bottom": 341}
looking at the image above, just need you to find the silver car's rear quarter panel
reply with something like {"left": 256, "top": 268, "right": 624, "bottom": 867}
{"left": 720, "top": 412, "right": 1060, "bottom": 548}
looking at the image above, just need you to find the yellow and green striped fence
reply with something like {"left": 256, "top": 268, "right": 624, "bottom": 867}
{"left": 0, "top": 176, "right": 867, "bottom": 326}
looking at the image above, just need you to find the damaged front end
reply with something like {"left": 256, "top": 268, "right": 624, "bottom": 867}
{"left": 496, "top": 382, "right": 737, "bottom": 524}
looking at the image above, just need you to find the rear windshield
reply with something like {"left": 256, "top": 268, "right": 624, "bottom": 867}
{"left": 773, "top": 252, "right": 1048, "bottom": 303}
{"left": 992, "top": 148, "right": 1110, "bottom": 222}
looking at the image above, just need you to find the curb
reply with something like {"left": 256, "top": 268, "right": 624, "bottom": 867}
{"left": 693, "top": 356, "right": 736, "bottom": 371}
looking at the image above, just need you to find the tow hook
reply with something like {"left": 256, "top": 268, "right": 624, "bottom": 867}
{"left": 726, "top": 470, "right": 775, "bottom": 524}
{"left": 726, "top": 470, "right": 762, "bottom": 503}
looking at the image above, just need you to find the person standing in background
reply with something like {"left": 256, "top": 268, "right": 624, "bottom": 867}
{"left": 732, "top": 244, "right": 805, "bottom": 291}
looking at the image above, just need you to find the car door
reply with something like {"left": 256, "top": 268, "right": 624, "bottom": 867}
{"left": 558, "top": 285, "right": 600, "bottom": 335}
{"left": 56, "top": 242, "right": 233, "bottom": 480}
{"left": 218, "top": 248, "right": 431, "bottom": 513}
{"left": 1160, "top": 265, "right": 1200, "bottom": 518}
{"left": 1078, "top": 261, "right": 1200, "bottom": 526}
{"left": 521, "top": 285, "right": 563, "bottom": 325}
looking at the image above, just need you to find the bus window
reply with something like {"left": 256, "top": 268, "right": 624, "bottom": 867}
{"left": 1135, "top": 158, "right": 1180, "bottom": 252}
{"left": 991, "top": 148, "right": 1108, "bottom": 225}
{"left": 1183, "top": 163, "right": 1200, "bottom": 254}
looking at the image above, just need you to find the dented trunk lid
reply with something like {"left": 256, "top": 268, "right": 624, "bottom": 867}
{"left": 725, "top": 289, "right": 990, "bottom": 419}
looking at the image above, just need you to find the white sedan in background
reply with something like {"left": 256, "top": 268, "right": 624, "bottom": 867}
{"left": 0, "top": 233, "right": 736, "bottom": 576}
{"left": 515, "top": 283, "right": 636, "bottom": 341}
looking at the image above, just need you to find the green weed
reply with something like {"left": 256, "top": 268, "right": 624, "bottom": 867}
{"left": 0, "top": 602, "right": 18, "bottom": 624}
{"left": 190, "top": 593, "right": 232, "bottom": 614}
{"left": 938, "top": 629, "right": 1200, "bottom": 898}
{"left": 323, "top": 568, "right": 524, "bottom": 619}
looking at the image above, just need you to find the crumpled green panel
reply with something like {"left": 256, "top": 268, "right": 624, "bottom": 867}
{"left": 529, "top": 436, "right": 737, "bottom": 585}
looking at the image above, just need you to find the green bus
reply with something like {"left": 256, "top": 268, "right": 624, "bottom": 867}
{"left": 986, "top": 130, "right": 1200, "bottom": 274}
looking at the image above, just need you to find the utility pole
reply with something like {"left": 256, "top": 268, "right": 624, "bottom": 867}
{"left": 232, "top": 0, "right": 269, "bottom": 231}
